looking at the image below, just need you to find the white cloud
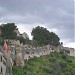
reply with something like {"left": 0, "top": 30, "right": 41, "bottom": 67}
{"left": 60, "top": 39, "right": 75, "bottom": 48}
{"left": 64, "top": 42, "right": 75, "bottom": 49}
{"left": 0, "top": 23, "right": 2, "bottom": 25}
{"left": 17, "top": 24, "right": 33, "bottom": 40}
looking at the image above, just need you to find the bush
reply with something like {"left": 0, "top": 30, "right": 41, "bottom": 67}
{"left": 61, "top": 54, "right": 67, "bottom": 59}
{"left": 65, "top": 58, "right": 72, "bottom": 63}
{"left": 49, "top": 57, "right": 56, "bottom": 62}
{"left": 42, "top": 66, "right": 53, "bottom": 74}
{"left": 26, "top": 71, "right": 34, "bottom": 75}
{"left": 60, "top": 62, "right": 67, "bottom": 68}
{"left": 71, "top": 68, "right": 75, "bottom": 75}
{"left": 51, "top": 62, "right": 61, "bottom": 75}
{"left": 60, "top": 50, "right": 64, "bottom": 54}
{"left": 50, "top": 52, "right": 54, "bottom": 57}
{"left": 65, "top": 72, "right": 71, "bottom": 75}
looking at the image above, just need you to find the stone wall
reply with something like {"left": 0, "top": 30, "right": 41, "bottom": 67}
{"left": 0, "top": 50, "right": 6, "bottom": 75}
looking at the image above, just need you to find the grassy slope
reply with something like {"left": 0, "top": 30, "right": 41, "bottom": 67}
{"left": 12, "top": 52, "right": 75, "bottom": 75}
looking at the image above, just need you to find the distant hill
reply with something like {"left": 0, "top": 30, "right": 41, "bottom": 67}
{"left": 12, "top": 52, "right": 75, "bottom": 75}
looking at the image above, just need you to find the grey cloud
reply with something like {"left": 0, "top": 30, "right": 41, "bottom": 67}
{"left": 0, "top": 0, "right": 74, "bottom": 44}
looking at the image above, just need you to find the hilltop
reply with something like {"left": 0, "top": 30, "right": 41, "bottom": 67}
{"left": 0, "top": 23, "right": 74, "bottom": 75}
{"left": 12, "top": 52, "right": 75, "bottom": 75}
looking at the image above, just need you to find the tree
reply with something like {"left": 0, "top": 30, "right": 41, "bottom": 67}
{"left": 31, "top": 26, "right": 60, "bottom": 46}
{"left": 49, "top": 32, "right": 60, "bottom": 46}
{"left": 16, "top": 36, "right": 31, "bottom": 45}
{"left": 0, "top": 23, "right": 17, "bottom": 39}
{"left": 16, "top": 36, "right": 26, "bottom": 44}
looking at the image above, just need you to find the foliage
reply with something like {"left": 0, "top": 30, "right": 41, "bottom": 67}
{"left": 16, "top": 36, "right": 26, "bottom": 44}
{"left": 31, "top": 26, "right": 60, "bottom": 46}
{"left": 0, "top": 23, "right": 17, "bottom": 39}
{"left": 31, "top": 40, "right": 38, "bottom": 47}
{"left": 65, "top": 58, "right": 72, "bottom": 63}
{"left": 49, "top": 57, "right": 56, "bottom": 62}
{"left": 60, "top": 49, "right": 65, "bottom": 54}
{"left": 0, "top": 23, "right": 31, "bottom": 45}
{"left": 0, "top": 37, "right": 4, "bottom": 45}
{"left": 61, "top": 54, "right": 67, "bottom": 59}
{"left": 71, "top": 68, "right": 75, "bottom": 75}
{"left": 16, "top": 36, "right": 31, "bottom": 45}
{"left": 12, "top": 52, "right": 75, "bottom": 75}
{"left": 59, "top": 61, "right": 67, "bottom": 68}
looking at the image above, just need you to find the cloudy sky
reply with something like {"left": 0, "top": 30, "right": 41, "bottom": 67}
{"left": 0, "top": 0, "right": 74, "bottom": 48}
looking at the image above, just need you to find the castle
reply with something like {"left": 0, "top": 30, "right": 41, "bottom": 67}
{"left": 0, "top": 23, "right": 75, "bottom": 75}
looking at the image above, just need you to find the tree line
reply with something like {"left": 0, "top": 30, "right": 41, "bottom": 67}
{"left": 0, "top": 23, "right": 61, "bottom": 46}
{"left": 0, "top": 23, "right": 30, "bottom": 45}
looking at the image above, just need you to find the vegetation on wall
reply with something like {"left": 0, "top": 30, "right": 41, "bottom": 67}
{"left": 16, "top": 36, "right": 31, "bottom": 45}
{"left": 12, "top": 52, "right": 75, "bottom": 75}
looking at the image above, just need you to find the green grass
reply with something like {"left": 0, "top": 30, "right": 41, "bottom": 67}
{"left": 12, "top": 52, "right": 75, "bottom": 75}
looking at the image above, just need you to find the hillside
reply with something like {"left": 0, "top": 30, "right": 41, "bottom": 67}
{"left": 12, "top": 52, "right": 75, "bottom": 75}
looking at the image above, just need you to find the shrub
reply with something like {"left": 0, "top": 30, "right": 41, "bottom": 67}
{"left": 60, "top": 62, "right": 67, "bottom": 68}
{"left": 50, "top": 52, "right": 54, "bottom": 57}
{"left": 61, "top": 54, "right": 66, "bottom": 59}
{"left": 65, "top": 72, "right": 71, "bottom": 75}
{"left": 26, "top": 71, "right": 34, "bottom": 75}
{"left": 51, "top": 62, "right": 61, "bottom": 75}
{"left": 42, "top": 66, "right": 53, "bottom": 74}
{"left": 49, "top": 57, "right": 56, "bottom": 62}
{"left": 71, "top": 68, "right": 75, "bottom": 75}
{"left": 60, "top": 50, "right": 64, "bottom": 54}
{"left": 65, "top": 58, "right": 72, "bottom": 63}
